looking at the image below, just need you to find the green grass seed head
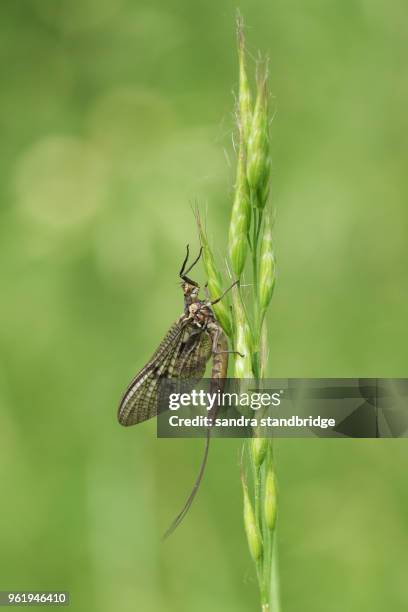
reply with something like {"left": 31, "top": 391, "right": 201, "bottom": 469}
{"left": 258, "top": 210, "right": 276, "bottom": 317}
{"left": 228, "top": 142, "right": 251, "bottom": 277}
{"left": 196, "top": 211, "right": 232, "bottom": 337}
{"left": 237, "top": 12, "right": 252, "bottom": 148}
{"left": 241, "top": 472, "right": 263, "bottom": 562}
{"left": 246, "top": 66, "right": 270, "bottom": 209}
{"left": 251, "top": 436, "right": 268, "bottom": 469}
{"left": 232, "top": 286, "right": 252, "bottom": 377}
{"left": 264, "top": 467, "right": 278, "bottom": 531}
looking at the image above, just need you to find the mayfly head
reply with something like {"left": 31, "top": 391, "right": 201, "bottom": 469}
{"left": 181, "top": 279, "right": 200, "bottom": 308}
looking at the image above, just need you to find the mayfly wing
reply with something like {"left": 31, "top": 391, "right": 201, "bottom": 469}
{"left": 175, "top": 331, "right": 212, "bottom": 379}
{"left": 158, "top": 331, "right": 212, "bottom": 426}
{"left": 118, "top": 315, "right": 189, "bottom": 426}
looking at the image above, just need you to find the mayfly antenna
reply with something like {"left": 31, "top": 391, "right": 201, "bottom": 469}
{"left": 179, "top": 244, "right": 202, "bottom": 286}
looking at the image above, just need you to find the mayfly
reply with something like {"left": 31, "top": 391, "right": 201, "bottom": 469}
{"left": 117, "top": 246, "right": 239, "bottom": 538}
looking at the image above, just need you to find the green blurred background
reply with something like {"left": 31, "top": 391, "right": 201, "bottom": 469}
{"left": 1, "top": 0, "right": 407, "bottom": 610}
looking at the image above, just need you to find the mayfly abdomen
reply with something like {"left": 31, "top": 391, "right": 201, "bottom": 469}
{"left": 212, "top": 330, "right": 229, "bottom": 379}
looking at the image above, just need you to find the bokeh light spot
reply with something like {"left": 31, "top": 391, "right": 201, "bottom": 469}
{"left": 15, "top": 136, "right": 110, "bottom": 229}
{"left": 88, "top": 87, "right": 175, "bottom": 169}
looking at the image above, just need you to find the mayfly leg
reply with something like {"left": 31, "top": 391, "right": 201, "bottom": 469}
{"left": 203, "top": 279, "right": 239, "bottom": 305}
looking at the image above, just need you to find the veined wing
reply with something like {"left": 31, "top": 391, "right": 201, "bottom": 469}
{"left": 175, "top": 331, "right": 212, "bottom": 379}
{"left": 118, "top": 315, "right": 188, "bottom": 426}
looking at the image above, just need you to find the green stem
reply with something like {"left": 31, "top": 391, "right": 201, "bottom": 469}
{"left": 252, "top": 206, "right": 259, "bottom": 297}
{"left": 254, "top": 466, "right": 262, "bottom": 536}
{"left": 251, "top": 204, "right": 261, "bottom": 380}
{"left": 256, "top": 206, "right": 263, "bottom": 245}
{"left": 231, "top": 17, "right": 279, "bottom": 611}
{"left": 269, "top": 532, "right": 281, "bottom": 612}
{"left": 263, "top": 442, "right": 280, "bottom": 612}
{"left": 256, "top": 563, "right": 269, "bottom": 611}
